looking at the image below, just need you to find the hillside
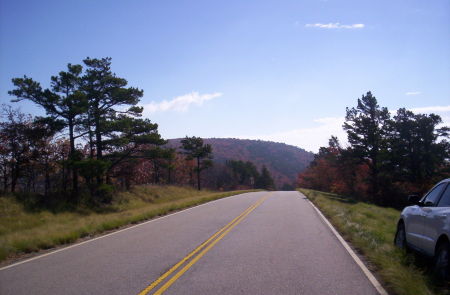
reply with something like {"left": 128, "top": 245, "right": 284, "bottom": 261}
{"left": 168, "top": 138, "right": 314, "bottom": 188}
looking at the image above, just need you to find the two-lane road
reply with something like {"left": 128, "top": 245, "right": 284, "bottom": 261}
{"left": 0, "top": 191, "right": 382, "bottom": 294}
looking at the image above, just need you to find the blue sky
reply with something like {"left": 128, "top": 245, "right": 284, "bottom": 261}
{"left": 1, "top": 0, "right": 449, "bottom": 152}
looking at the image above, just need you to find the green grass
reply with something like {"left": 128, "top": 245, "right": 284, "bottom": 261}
{"left": 0, "top": 186, "right": 260, "bottom": 263}
{"left": 298, "top": 188, "right": 449, "bottom": 295}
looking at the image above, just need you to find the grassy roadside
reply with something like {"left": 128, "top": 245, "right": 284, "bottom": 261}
{"left": 0, "top": 186, "right": 260, "bottom": 264}
{"left": 298, "top": 188, "right": 449, "bottom": 295}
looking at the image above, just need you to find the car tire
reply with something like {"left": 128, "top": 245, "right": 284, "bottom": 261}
{"left": 394, "top": 222, "right": 407, "bottom": 249}
{"left": 433, "top": 240, "right": 450, "bottom": 281}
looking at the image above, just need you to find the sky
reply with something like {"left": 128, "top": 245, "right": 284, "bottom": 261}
{"left": 1, "top": 0, "right": 449, "bottom": 153}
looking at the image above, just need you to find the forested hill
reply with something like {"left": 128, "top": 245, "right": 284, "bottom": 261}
{"left": 168, "top": 138, "right": 314, "bottom": 188}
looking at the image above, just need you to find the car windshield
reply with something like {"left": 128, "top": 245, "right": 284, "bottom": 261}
{"left": 437, "top": 184, "right": 450, "bottom": 207}
{"left": 422, "top": 183, "right": 446, "bottom": 206}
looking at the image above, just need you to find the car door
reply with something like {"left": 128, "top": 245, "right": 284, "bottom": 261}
{"left": 417, "top": 182, "right": 447, "bottom": 255}
{"left": 405, "top": 205, "right": 425, "bottom": 248}
{"left": 421, "top": 182, "right": 450, "bottom": 256}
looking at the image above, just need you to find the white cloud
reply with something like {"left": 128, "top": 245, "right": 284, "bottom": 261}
{"left": 142, "top": 92, "right": 222, "bottom": 114}
{"left": 405, "top": 91, "right": 421, "bottom": 96}
{"left": 305, "top": 23, "right": 365, "bottom": 29}
{"left": 409, "top": 105, "right": 450, "bottom": 113}
{"left": 235, "top": 105, "right": 450, "bottom": 153}
{"left": 409, "top": 105, "right": 450, "bottom": 127}
{"left": 235, "top": 116, "right": 347, "bottom": 153}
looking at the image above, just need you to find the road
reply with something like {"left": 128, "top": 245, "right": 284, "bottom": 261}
{"left": 0, "top": 191, "right": 381, "bottom": 295}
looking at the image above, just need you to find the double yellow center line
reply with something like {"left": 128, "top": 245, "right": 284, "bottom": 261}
{"left": 138, "top": 193, "right": 270, "bottom": 295}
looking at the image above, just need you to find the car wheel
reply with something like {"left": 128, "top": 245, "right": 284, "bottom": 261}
{"left": 394, "top": 222, "right": 407, "bottom": 249}
{"left": 434, "top": 241, "right": 450, "bottom": 280}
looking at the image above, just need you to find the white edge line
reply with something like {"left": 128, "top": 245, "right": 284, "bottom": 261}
{"left": 0, "top": 191, "right": 263, "bottom": 272}
{"left": 301, "top": 192, "right": 389, "bottom": 295}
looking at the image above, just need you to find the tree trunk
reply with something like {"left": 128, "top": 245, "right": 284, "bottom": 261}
{"left": 2, "top": 163, "right": 8, "bottom": 191}
{"left": 61, "top": 152, "right": 67, "bottom": 193}
{"left": 87, "top": 112, "right": 95, "bottom": 159}
{"left": 3, "top": 174, "right": 7, "bottom": 191}
{"left": 153, "top": 161, "right": 160, "bottom": 184}
{"left": 10, "top": 168, "right": 17, "bottom": 193}
{"left": 94, "top": 106, "right": 103, "bottom": 185}
{"left": 44, "top": 157, "right": 50, "bottom": 196}
{"left": 125, "top": 175, "right": 131, "bottom": 190}
{"left": 68, "top": 118, "right": 79, "bottom": 196}
{"left": 197, "top": 157, "right": 201, "bottom": 191}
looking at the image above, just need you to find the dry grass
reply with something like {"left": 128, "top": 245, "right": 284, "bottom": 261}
{"left": 298, "top": 188, "right": 449, "bottom": 295}
{"left": 0, "top": 186, "right": 259, "bottom": 263}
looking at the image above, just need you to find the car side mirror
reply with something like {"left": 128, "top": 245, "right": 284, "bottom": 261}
{"left": 408, "top": 194, "right": 421, "bottom": 205}
{"left": 423, "top": 201, "right": 434, "bottom": 207}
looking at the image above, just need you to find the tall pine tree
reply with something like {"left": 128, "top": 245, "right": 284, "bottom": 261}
{"left": 9, "top": 64, "right": 87, "bottom": 196}
{"left": 343, "top": 91, "right": 390, "bottom": 201}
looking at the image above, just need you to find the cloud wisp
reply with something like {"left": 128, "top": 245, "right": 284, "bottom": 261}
{"left": 305, "top": 23, "right": 365, "bottom": 29}
{"left": 409, "top": 105, "right": 450, "bottom": 113}
{"left": 142, "top": 92, "right": 222, "bottom": 114}
{"left": 235, "top": 104, "right": 450, "bottom": 153}
{"left": 405, "top": 91, "right": 421, "bottom": 96}
{"left": 235, "top": 116, "right": 347, "bottom": 153}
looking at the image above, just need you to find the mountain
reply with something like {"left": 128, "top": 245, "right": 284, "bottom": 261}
{"left": 168, "top": 138, "right": 314, "bottom": 188}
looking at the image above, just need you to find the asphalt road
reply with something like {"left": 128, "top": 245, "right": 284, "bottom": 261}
{"left": 0, "top": 191, "right": 381, "bottom": 295}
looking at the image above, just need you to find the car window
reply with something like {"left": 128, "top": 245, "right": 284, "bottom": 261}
{"left": 437, "top": 184, "right": 450, "bottom": 207}
{"left": 422, "top": 183, "right": 446, "bottom": 206}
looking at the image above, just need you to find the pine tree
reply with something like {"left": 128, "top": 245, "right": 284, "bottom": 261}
{"left": 343, "top": 91, "right": 390, "bottom": 199}
{"left": 80, "top": 57, "right": 154, "bottom": 185}
{"left": 9, "top": 64, "right": 87, "bottom": 196}
{"left": 180, "top": 137, "right": 213, "bottom": 190}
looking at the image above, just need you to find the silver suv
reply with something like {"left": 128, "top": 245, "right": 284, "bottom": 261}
{"left": 394, "top": 178, "right": 450, "bottom": 279}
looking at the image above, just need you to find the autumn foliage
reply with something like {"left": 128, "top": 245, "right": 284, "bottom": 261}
{"left": 299, "top": 92, "right": 450, "bottom": 208}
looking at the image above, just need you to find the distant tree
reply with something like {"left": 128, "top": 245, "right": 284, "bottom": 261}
{"left": 180, "top": 136, "right": 213, "bottom": 190}
{"left": 227, "top": 160, "right": 260, "bottom": 188}
{"left": 145, "top": 147, "right": 177, "bottom": 185}
{"left": 0, "top": 106, "right": 32, "bottom": 192}
{"left": 53, "top": 139, "right": 71, "bottom": 193}
{"left": 281, "top": 183, "right": 295, "bottom": 191}
{"left": 25, "top": 119, "right": 60, "bottom": 195}
{"left": 135, "top": 146, "right": 174, "bottom": 185}
{"left": 343, "top": 91, "right": 390, "bottom": 200}
{"left": 0, "top": 106, "right": 59, "bottom": 193}
{"left": 256, "top": 165, "right": 275, "bottom": 190}
{"left": 162, "top": 148, "right": 177, "bottom": 184}
{"left": 209, "top": 163, "right": 235, "bottom": 190}
{"left": 298, "top": 136, "right": 342, "bottom": 193}
{"left": 298, "top": 135, "right": 370, "bottom": 198}
{"left": 0, "top": 137, "right": 8, "bottom": 191}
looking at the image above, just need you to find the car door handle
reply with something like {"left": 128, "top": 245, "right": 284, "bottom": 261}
{"left": 436, "top": 215, "right": 446, "bottom": 219}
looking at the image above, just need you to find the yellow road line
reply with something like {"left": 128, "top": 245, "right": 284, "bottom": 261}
{"left": 138, "top": 194, "right": 269, "bottom": 295}
{"left": 151, "top": 195, "right": 268, "bottom": 295}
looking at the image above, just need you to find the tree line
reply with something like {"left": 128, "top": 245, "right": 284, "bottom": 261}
{"left": 1, "top": 57, "right": 275, "bottom": 208}
{"left": 223, "top": 160, "right": 275, "bottom": 190}
{"left": 298, "top": 91, "right": 450, "bottom": 208}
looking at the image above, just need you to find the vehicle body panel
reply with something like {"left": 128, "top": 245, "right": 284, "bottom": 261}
{"left": 398, "top": 179, "right": 450, "bottom": 257}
